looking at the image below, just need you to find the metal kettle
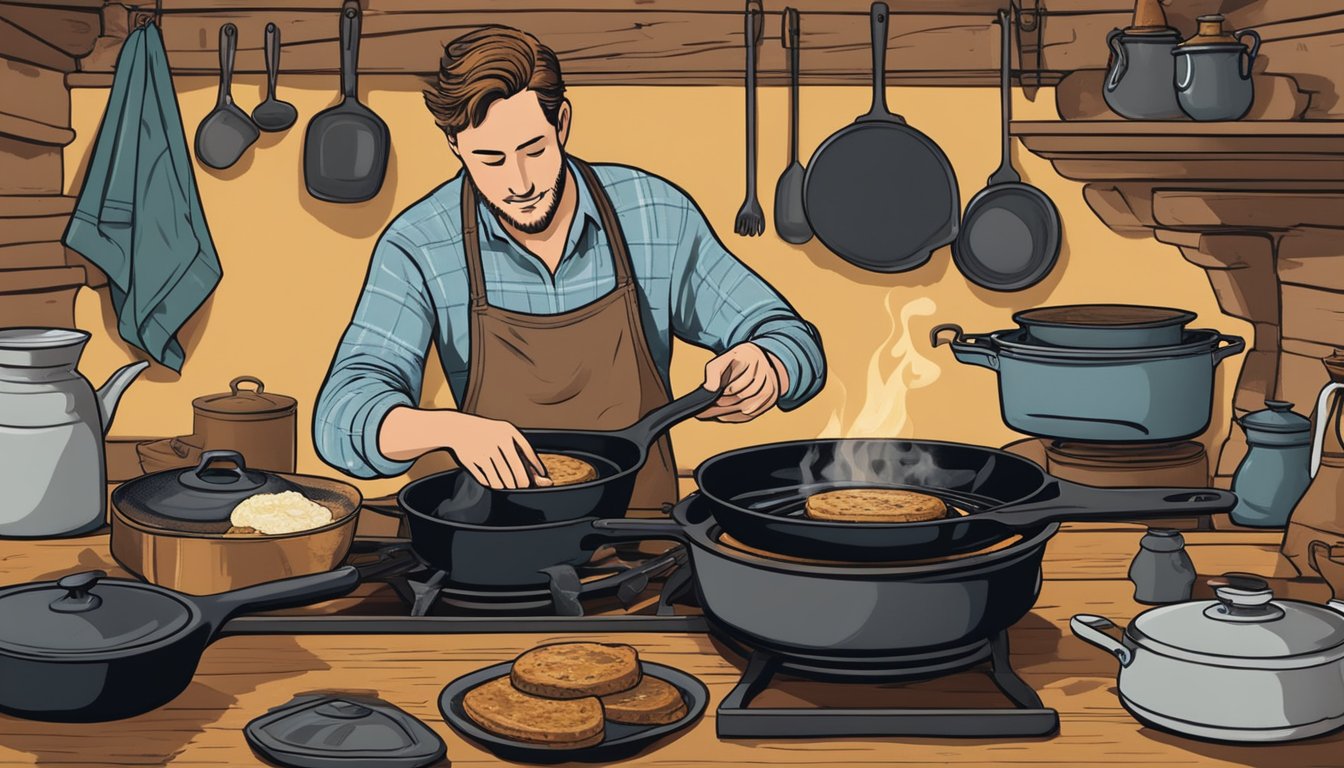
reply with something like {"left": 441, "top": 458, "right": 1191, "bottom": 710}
{"left": 1230, "top": 401, "right": 1313, "bottom": 528}
{"left": 1103, "top": 0, "right": 1184, "bottom": 119}
{"left": 0, "top": 328, "right": 149, "bottom": 537}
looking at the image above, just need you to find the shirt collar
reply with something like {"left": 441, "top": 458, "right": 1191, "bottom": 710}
{"left": 473, "top": 157, "right": 603, "bottom": 250}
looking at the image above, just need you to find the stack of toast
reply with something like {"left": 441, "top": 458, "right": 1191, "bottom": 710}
{"left": 463, "top": 642, "right": 687, "bottom": 748}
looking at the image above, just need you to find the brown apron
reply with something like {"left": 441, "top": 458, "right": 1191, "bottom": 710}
{"left": 450, "top": 158, "right": 678, "bottom": 512}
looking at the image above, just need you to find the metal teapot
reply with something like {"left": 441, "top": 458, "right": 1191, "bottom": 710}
{"left": 0, "top": 328, "right": 149, "bottom": 537}
{"left": 1174, "top": 14, "right": 1260, "bottom": 121}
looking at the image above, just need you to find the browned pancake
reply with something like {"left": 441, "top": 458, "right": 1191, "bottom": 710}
{"left": 463, "top": 677, "right": 604, "bottom": 747}
{"left": 803, "top": 488, "right": 947, "bottom": 523}
{"left": 600, "top": 675, "right": 687, "bottom": 725}
{"left": 537, "top": 453, "right": 599, "bottom": 486}
{"left": 511, "top": 642, "right": 640, "bottom": 699}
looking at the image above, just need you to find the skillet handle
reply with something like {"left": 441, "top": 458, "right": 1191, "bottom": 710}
{"left": 199, "top": 566, "right": 360, "bottom": 629}
{"left": 591, "top": 517, "right": 689, "bottom": 544}
{"left": 989, "top": 480, "right": 1237, "bottom": 530}
{"left": 618, "top": 386, "right": 721, "bottom": 448}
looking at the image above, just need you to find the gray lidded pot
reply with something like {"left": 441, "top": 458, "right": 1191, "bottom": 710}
{"left": 1104, "top": 28, "right": 1185, "bottom": 120}
{"left": 1174, "top": 29, "right": 1261, "bottom": 121}
{"left": 1073, "top": 575, "right": 1344, "bottom": 743}
{"left": 1230, "top": 400, "right": 1312, "bottom": 528}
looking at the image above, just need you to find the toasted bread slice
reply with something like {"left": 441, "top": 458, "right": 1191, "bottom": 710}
{"left": 601, "top": 675, "right": 687, "bottom": 725}
{"left": 537, "top": 453, "right": 599, "bottom": 486}
{"left": 804, "top": 488, "right": 947, "bottom": 523}
{"left": 463, "top": 677, "right": 604, "bottom": 747}
{"left": 511, "top": 642, "right": 640, "bottom": 699}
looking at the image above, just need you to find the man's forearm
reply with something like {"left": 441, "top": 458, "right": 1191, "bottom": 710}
{"left": 378, "top": 406, "right": 461, "bottom": 462}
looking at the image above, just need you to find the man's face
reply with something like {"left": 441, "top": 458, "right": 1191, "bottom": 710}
{"left": 450, "top": 90, "right": 570, "bottom": 235}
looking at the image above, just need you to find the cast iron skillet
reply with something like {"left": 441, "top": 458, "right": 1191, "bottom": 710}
{"left": 0, "top": 566, "right": 359, "bottom": 722}
{"left": 382, "top": 386, "right": 720, "bottom": 528}
{"left": 689, "top": 438, "right": 1236, "bottom": 562}
{"left": 951, "top": 9, "right": 1060, "bottom": 291}
{"left": 440, "top": 660, "right": 707, "bottom": 763}
{"left": 803, "top": 2, "right": 959, "bottom": 273}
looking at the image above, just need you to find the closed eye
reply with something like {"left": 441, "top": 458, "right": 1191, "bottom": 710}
{"left": 482, "top": 157, "right": 506, "bottom": 167}
{"left": 526, "top": 148, "right": 546, "bottom": 158}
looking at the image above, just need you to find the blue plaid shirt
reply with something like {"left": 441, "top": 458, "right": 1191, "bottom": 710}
{"left": 314, "top": 158, "right": 826, "bottom": 478}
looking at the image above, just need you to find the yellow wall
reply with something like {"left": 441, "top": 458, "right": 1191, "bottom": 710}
{"left": 66, "top": 75, "right": 1249, "bottom": 499}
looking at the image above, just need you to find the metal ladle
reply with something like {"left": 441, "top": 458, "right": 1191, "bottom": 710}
{"left": 252, "top": 22, "right": 298, "bottom": 132}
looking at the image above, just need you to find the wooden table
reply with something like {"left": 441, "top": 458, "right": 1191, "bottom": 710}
{"left": 0, "top": 521, "right": 1339, "bottom": 767}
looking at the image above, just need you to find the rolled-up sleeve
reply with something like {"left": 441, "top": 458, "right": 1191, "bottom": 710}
{"left": 313, "top": 235, "right": 435, "bottom": 478}
{"left": 669, "top": 193, "right": 825, "bottom": 410}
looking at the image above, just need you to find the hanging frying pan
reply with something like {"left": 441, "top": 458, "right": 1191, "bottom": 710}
{"left": 303, "top": 0, "right": 389, "bottom": 203}
{"left": 802, "top": 2, "right": 959, "bottom": 273}
{"left": 951, "top": 9, "right": 1060, "bottom": 291}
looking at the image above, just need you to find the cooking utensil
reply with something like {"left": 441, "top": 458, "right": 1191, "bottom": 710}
{"left": 303, "top": 0, "right": 390, "bottom": 203}
{"left": 1103, "top": 0, "right": 1183, "bottom": 120}
{"left": 0, "top": 566, "right": 359, "bottom": 722}
{"left": 1073, "top": 573, "right": 1344, "bottom": 743}
{"left": 951, "top": 9, "right": 1060, "bottom": 291}
{"left": 734, "top": 0, "right": 765, "bottom": 237}
{"left": 137, "top": 375, "right": 299, "bottom": 475}
{"left": 1013, "top": 304, "right": 1197, "bottom": 348}
{"left": 251, "top": 22, "right": 298, "bottom": 132}
{"left": 1174, "top": 15, "right": 1260, "bottom": 121}
{"left": 109, "top": 453, "right": 362, "bottom": 594}
{"left": 245, "top": 693, "right": 447, "bottom": 768}
{"left": 195, "top": 23, "right": 259, "bottom": 170}
{"left": 595, "top": 495, "right": 1055, "bottom": 667}
{"left": 440, "top": 660, "right": 707, "bottom": 763}
{"left": 773, "top": 7, "right": 810, "bottom": 244}
{"left": 1281, "top": 350, "right": 1344, "bottom": 577}
{"left": 378, "top": 386, "right": 719, "bottom": 528}
{"left": 932, "top": 323, "right": 1245, "bottom": 442}
{"left": 1230, "top": 400, "right": 1312, "bottom": 528}
{"left": 113, "top": 449, "right": 304, "bottom": 524}
{"left": 803, "top": 2, "right": 959, "bottom": 273}
{"left": 0, "top": 328, "right": 147, "bottom": 537}
{"left": 679, "top": 438, "right": 1234, "bottom": 562}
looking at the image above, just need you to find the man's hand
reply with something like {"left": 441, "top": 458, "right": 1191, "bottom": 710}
{"left": 380, "top": 408, "right": 553, "bottom": 489}
{"left": 697, "top": 342, "right": 790, "bottom": 423}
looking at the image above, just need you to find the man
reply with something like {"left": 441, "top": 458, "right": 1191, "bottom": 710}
{"left": 314, "top": 25, "right": 825, "bottom": 511}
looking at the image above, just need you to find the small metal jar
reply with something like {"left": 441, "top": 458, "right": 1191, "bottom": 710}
{"left": 1129, "top": 528, "right": 1196, "bottom": 604}
{"left": 1173, "top": 14, "right": 1260, "bottom": 121}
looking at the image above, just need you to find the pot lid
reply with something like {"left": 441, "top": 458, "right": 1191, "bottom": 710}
{"left": 1128, "top": 574, "right": 1344, "bottom": 664}
{"left": 0, "top": 571, "right": 193, "bottom": 656}
{"left": 244, "top": 694, "right": 447, "bottom": 768}
{"left": 1239, "top": 401, "right": 1312, "bottom": 435}
{"left": 1014, "top": 304, "right": 1195, "bottom": 330}
{"left": 116, "top": 449, "right": 302, "bottom": 523}
{"left": 193, "top": 376, "right": 296, "bottom": 416}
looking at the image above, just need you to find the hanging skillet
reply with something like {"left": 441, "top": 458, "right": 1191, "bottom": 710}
{"left": 803, "top": 2, "right": 959, "bottom": 273}
{"left": 303, "top": 0, "right": 390, "bottom": 203}
{"left": 951, "top": 8, "right": 1061, "bottom": 291}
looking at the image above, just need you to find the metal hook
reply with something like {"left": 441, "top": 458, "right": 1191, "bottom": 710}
{"left": 134, "top": 0, "right": 163, "bottom": 29}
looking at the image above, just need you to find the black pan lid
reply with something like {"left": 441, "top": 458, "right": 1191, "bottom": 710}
{"left": 0, "top": 571, "right": 194, "bottom": 656}
{"left": 244, "top": 693, "right": 447, "bottom": 768}
{"left": 115, "top": 449, "right": 301, "bottom": 523}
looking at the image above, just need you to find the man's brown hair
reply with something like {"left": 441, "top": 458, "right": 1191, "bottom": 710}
{"left": 424, "top": 26, "right": 567, "bottom": 139}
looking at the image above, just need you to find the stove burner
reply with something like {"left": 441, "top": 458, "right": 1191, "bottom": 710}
{"left": 712, "top": 630, "right": 1059, "bottom": 738}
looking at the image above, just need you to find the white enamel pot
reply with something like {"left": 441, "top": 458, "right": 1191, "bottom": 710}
{"left": 1071, "top": 573, "right": 1344, "bottom": 743}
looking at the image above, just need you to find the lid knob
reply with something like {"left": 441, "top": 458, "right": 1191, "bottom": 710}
{"left": 178, "top": 449, "right": 266, "bottom": 493}
{"left": 1204, "top": 573, "right": 1285, "bottom": 622}
{"left": 50, "top": 570, "right": 105, "bottom": 613}
{"left": 1266, "top": 400, "right": 1294, "bottom": 412}
{"left": 314, "top": 700, "right": 374, "bottom": 719}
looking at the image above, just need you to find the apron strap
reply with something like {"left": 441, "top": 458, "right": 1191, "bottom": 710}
{"left": 571, "top": 158, "right": 637, "bottom": 288}
{"left": 459, "top": 177, "right": 489, "bottom": 311}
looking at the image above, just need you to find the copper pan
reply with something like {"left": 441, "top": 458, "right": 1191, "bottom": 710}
{"left": 109, "top": 474, "right": 361, "bottom": 595}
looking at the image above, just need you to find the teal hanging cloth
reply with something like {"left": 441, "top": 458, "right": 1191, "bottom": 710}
{"left": 64, "top": 21, "right": 222, "bottom": 372}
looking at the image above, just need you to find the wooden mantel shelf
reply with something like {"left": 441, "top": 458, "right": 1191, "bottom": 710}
{"left": 1011, "top": 118, "right": 1344, "bottom": 491}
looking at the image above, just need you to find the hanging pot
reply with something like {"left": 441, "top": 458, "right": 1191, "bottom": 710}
{"left": 1073, "top": 573, "right": 1344, "bottom": 743}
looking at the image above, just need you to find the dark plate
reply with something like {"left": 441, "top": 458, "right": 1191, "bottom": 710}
{"left": 439, "top": 661, "right": 707, "bottom": 764}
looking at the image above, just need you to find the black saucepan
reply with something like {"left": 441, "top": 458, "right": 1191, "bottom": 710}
{"left": 0, "top": 566, "right": 359, "bottom": 722}
{"left": 687, "top": 439, "right": 1235, "bottom": 562}
{"left": 802, "top": 2, "right": 959, "bottom": 273}
{"left": 592, "top": 496, "right": 1054, "bottom": 672}
{"left": 380, "top": 386, "right": 720, "bottom": 528}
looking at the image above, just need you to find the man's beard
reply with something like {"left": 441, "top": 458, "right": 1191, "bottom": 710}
{"left": 471, "top": 157, "right": 568, "bottom": 236}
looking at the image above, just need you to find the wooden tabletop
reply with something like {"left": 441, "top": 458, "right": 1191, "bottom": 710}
{"left": 0, "top": 521, "right": 1340, "bottom": 767}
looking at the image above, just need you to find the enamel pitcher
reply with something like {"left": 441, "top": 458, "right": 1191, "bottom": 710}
{"left": 0, "top": 328, "right": 148, "bottom": 537}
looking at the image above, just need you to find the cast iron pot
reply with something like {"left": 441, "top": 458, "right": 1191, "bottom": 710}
{"left": 932, "top": 323, "right": 1245, "bottom": 442}
{"left": 594, "top": 495, "right": 1055, "bottom": 671}
{"left": 1073, "top": 573, "right": 1344, "bottom": 743}
{"left": 0, "top": 566, "right": 359, "bottom": 722}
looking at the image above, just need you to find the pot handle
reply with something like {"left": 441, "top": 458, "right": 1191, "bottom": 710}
{"left": 989, "top": 480, "right": 1237, "bottom": 529}
{"left": 929, "top": 323, "right": 999, "bottom": 371}
{"left": 1237, "top": 29, "right": 1260, "bottom": 79}
{"left": 590, "top": 517, "right": 689, "bottom": 545}
{"left": 1212, "top": 334, "right": 1246, "bottom": 365}
{"left": 1174, "top": 49, "right": 1193, "bottom": 92}
{"left": 1070, "top": 614, "right": 1134, "bottom": 667}
{"left": 199, "top": 565, "right": 360, "bottom": 629}
{"left": 1105, "top": 29, "right": 1127, "bottom": 92}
